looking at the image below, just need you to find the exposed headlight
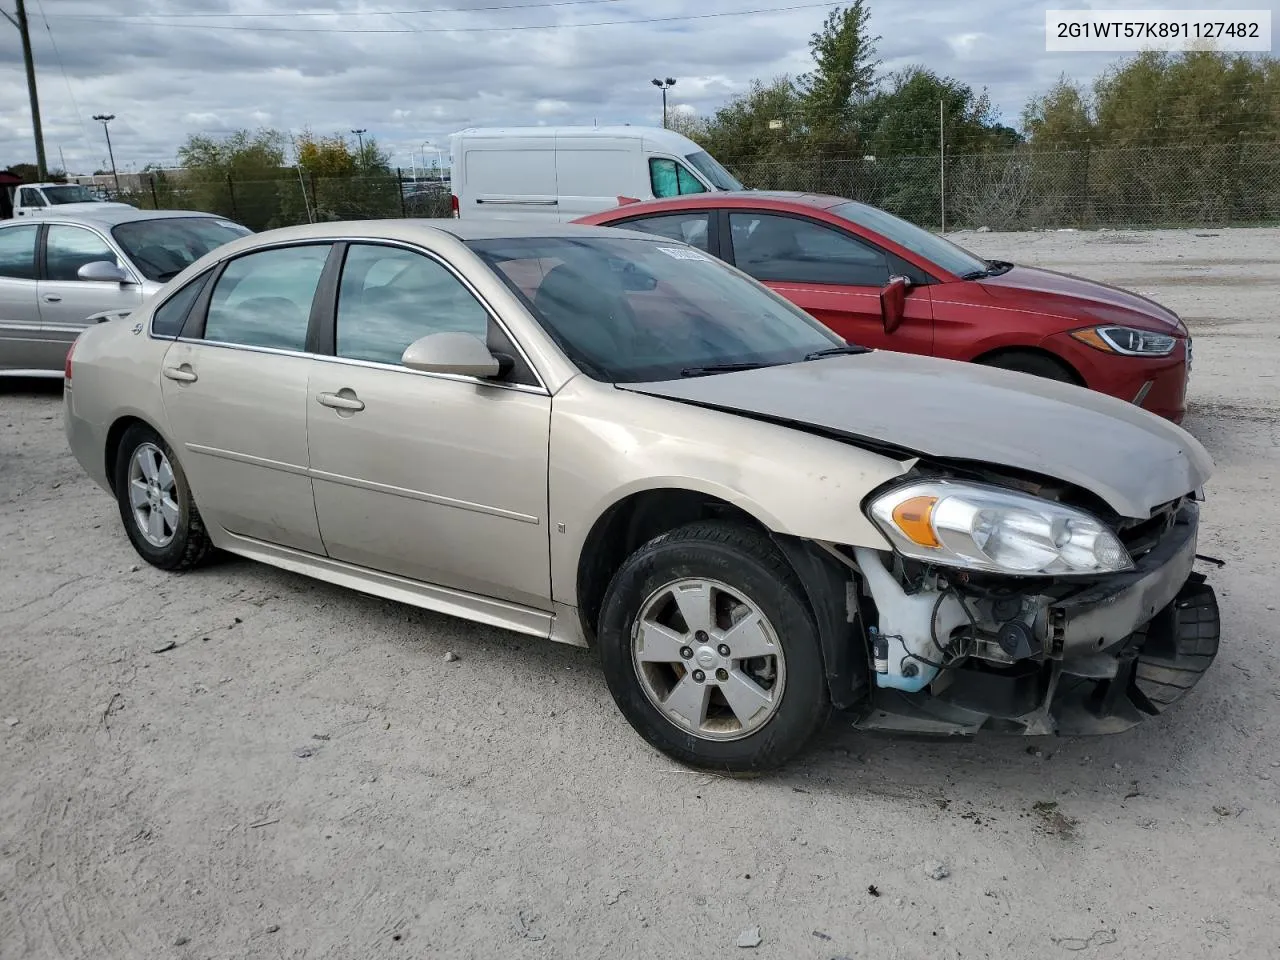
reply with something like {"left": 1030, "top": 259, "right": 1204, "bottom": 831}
{"left": 1070, "top": 325, "right": 1176, "bottom": 357}
{"left": 866, "top": 480, "right": 1134, "bottom": 576}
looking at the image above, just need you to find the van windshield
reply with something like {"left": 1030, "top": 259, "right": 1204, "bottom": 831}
{"left": 684, "top": 151, "right": 743, "bottom": 191}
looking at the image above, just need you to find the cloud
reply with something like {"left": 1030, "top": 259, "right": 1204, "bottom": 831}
{"left": 0, "top": 0, "right": 1185, "bottom": 174}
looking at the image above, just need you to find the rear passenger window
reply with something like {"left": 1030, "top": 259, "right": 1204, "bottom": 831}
{"left": 620, "top": 212, "right": 711, "bottom": 252}
{"left": 203, "top": 244, "right": 331, "bottom": 351}
{"left": 151, "top": 272, "right": 210, "bottom": 338}
{"left": 0, "top": 224, "right": 38, "bottom": 280}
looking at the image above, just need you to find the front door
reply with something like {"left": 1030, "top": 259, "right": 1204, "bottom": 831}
{"left": 159, "top": 242, "right": 334, "bottom": 554}
{"left": 37, "top": 223, "right": 146, "bottom": 355}
{"left": 306, "top": 241, "right": 552, "bottom": 609}
{"left": 725, "top": 211, "right": 934, "bottom": 355}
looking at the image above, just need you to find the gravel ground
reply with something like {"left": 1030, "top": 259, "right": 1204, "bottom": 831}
{"left": 2, "top": 226, "right": 1278, "bottom": 960}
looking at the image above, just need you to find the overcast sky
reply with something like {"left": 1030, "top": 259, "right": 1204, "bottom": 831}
{"left": 0, "top": 0, "right": 1266, "bottom": 175}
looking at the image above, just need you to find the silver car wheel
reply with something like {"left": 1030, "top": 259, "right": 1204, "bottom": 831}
{"left": 127, "top": 442, "right": 179, "bottom": 548}
{"left": 631, "top": 577, "right": 787, "bottom": 741}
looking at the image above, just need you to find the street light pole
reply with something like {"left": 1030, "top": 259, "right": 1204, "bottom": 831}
{"left": 651, "top": 77, "right": 676, "bottom": 129}
{"left": 92, "top": 114, "right": 120, "bottom": 194}
{"left": 351, "top": 128, "right": 367, "bottom": 165}
{"left": 3, "top": 0, "right": 48, "bottom": 179}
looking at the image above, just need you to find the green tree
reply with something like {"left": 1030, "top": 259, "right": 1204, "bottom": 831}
{"left": 692, "top": 76, "right": 804, "bottom": 171}
{"left": 177, "top": 127, "right": 288, "bottom": 229}
{"left": 1022, "top": 76, "right": 1095, "bottom": 147}
{"left": 798, "top": 1, "right": 880, "bottom": 144}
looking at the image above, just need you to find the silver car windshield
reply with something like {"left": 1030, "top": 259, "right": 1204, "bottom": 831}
{"left": 468, "top": 235, "right": 845, "bottom": 383}
{"left": 112, "top": 217, "right": 252, "bottom": 282}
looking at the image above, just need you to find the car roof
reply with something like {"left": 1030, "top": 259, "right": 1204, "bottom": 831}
{"left": 0, "top": 208, "right": 232, "bottom": 229}
{"left": 226, "top": 217, "right": 663, "bottom": 246}
{"left": 589, "top": 191, "right": 850, "bottom": 218}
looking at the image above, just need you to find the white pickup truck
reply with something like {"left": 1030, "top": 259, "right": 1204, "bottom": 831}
{"left": 3, "top": 182, "right": 136, "bottom": 219}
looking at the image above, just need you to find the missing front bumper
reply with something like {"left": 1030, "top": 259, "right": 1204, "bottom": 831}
{"left": 852, "top": 570, "right": 1221, "bottom": 737}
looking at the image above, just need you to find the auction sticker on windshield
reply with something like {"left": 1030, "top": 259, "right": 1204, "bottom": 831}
{"left": 656, "top": 247, "right": 710, "bottom": 261}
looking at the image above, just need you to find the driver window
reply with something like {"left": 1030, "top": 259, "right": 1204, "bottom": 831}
{"left": 649, "top": 158, "right": 708, "bottom": 199}
{"left": 729, "top": 213, "right": 890, "bottom": 286}
{"left": 44, "top": 225, "right": 120, "bottom": 282}
{"left": 19, "top": 188, "right": 47, "bottom": 208}
{"left": 335, "top": 244, "right": 490, "bottom": 366}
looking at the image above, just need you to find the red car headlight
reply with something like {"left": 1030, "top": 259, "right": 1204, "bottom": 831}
{"left": 1070, "top": 325, "right": 1177, "bottom": 357}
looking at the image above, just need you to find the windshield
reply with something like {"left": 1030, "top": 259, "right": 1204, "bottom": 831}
{"left": 684, "top": 151, "right": 744, "bottom": 191}
{"left": 830, "top": 200, "right": 989, "bottom": 278}
{"left": 112, "top": 217, "right": 252, "bottom": 282}
{"left": 467, "top": 235, "right": 842, "bottom": 383}
{"left": 44, "top": 185, "right": 98, "bottom": 205}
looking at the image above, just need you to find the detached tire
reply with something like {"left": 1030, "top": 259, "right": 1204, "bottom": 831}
{"left": 597, "top": 521, "right": 830, "bottom": 773}
{"left": 979, "top": 350, "right": 1077, "bottom": 383}
{"left": 113, "top": 423, "right": 213, "bottom": 571}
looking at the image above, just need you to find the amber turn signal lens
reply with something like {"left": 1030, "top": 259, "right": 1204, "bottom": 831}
{"left": 1069, "top": 328, "right": 1115, "bottom": 353}
{"left": 891, "top": 495, "right": 940, "bottom": 548}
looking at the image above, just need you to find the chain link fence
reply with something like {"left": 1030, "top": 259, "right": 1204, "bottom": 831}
{"left": 114, "top": 143, "right": 1280, "bottom": 233}
{"left": 739, "top": 142, "right": 1280, "bottom": 230}
{"left": 116, "top": 168, "right": 453, "bottom": 232}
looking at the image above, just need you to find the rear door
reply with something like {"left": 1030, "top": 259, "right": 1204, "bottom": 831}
{"left": 725, "top": 210, "right": 933, "bottom": 354}
{"left": 0, "top": 223, "right": 47, "bottom": 373}
{"left": 37, "top": 223, "right": 146, "bottom": 351}
{"left": 159, "top": 241, "right": 334, "bottom": 554}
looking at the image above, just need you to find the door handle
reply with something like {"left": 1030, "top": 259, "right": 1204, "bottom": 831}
{"left": 163, "top": 365, "right": 198, "bottom": 383}
{"left": 316, "top": 391, "right": 365, "bottom": 412}
{"left": 42, "top": 295, "right": 62, "bottom": 303}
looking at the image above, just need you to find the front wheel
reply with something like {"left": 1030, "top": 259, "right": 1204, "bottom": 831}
{"left": 978, "top": 350, "right": 1077, "bottom": 383}
{"left": 596, "top": 521, "right": 830, "bottom": 773}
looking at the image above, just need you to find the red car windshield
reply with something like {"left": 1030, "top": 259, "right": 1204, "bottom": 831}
{"left": 830, "top": 200, "right": 990, "bottom": 278}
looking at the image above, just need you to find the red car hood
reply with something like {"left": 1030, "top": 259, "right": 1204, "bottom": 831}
{"left": 978, "top": 265, "right": 1185, "bottom": 332}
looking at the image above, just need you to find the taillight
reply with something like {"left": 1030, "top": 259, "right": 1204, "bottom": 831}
{"left": 450, "top": 194, "right": 459, "bottom": 218}
{"left": 64, "top": 340, "right": 75, "bottom": 381}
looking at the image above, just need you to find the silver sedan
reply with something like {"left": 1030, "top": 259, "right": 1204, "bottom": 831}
{"left": 0, "top": 208, "right": 249, "bottom": 376}
{"left": 63, "top": 218, "right": 1220, "bottom": 771}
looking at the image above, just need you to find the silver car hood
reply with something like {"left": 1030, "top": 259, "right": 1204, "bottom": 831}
{"left": 622, "top": 351, "right": 1213, "bottom": 519}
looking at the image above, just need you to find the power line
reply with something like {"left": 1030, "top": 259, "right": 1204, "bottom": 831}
{"left": 39, "top": 2, "right": 835, "bottom": 33}
{"left": 32, "top": 0, "right": 92, "bottom": 162}
{"left": 43, "top": 0, "right": 632, "bottom": 17}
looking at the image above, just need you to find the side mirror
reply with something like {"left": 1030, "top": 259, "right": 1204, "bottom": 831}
{"left": 77, "top": 260, "right": 132, "bottom": 284}
{"left": 880, "top": 275, "right": 909, "bottom": 334}
{"left": 401, "top": 331, "right": 503, "bottom": 379}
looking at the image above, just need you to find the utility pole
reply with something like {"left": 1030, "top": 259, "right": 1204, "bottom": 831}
{"left": 93, "top": 114, "right": 120, "bottom": 194}
{"left": 351, "top": 128, "right": 367, "bottom": 165}
{"left": 651, "top": 77, "right": 676, "bottom": 128}
{"left": 938, "top": 99, "right": 946, "bottom": 234}
{"left": 3, "top": 0, "right": 49, "bottom": 179}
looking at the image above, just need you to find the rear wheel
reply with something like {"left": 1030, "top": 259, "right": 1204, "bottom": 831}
{"left": 596, "top": 521, "right": 830, "bottom": 773}
{"left": 113, "top": 423, "right": 213, "bottom": 571}
{"left": 979, "top": 350, "right": 1077, "bottom": 383}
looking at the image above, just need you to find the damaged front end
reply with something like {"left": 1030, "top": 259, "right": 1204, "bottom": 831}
{"left": 836, "top": 470, "right": 1221, "bottom": 737}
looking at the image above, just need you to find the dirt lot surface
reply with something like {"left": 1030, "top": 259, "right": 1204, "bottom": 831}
{"left": 2, "top": 227, "right": 1278, "bottom": 959}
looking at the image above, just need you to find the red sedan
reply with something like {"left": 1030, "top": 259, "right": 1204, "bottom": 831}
{"left": 576, "top": 192, "right": 1191, "bottom": 423}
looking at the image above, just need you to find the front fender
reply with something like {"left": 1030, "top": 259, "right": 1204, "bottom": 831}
{"left": 549, "top": 378, "right": 908, "bottom": 606}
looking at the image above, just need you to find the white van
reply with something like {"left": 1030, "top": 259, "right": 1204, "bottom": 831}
{"left": 448, "top": 125, "right": 743, "bottom": 222}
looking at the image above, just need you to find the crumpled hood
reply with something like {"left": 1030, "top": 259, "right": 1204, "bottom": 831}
{"left": 622, "top": 351, "right": 1213, "bottom": 519}
{"left": 980, "top": 265, "right": 1184, "bottom": 331}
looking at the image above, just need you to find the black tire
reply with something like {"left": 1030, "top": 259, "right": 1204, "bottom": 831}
{"left": 113, "top": 423, "right": 213, "bottom": 571}
{"left": 596, "top": 521, "right": 831, "bottom": 773}
{"left": 979, "top": 350, "right": 1077, "bottom": 383}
